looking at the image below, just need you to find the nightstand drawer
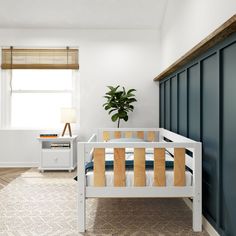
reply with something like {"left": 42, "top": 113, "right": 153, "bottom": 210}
{"left": 42, "top": 150, "right": 70, "bottom": 167}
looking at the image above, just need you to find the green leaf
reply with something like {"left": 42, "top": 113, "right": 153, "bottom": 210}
{"left": 127, "top": 89, "right": 136, "bottom": 94}
{"left": 114, "top": 85, "right": 120, "bottom": 90}
{"left": 115, "top": 91, "right": 123, "bottom": 98}
{"left": 107, "top": 85, "right": 115, "bottom": 90}
{"left": 118, "top": 110, "right": 127, "bottom": 118}
{"left": 107, "top": 85, "right": 120, "bottom": 93}
{"left": 127, "top": 98, "right": 137, "bottom": 103}
{"left": 124, "top": 116, "right": 128, "bottom": 121}
{"left": 125, "top": 93, "right": 135, "bottom": 97}
{"left": 105, "top": 105, "right": 111, "bottom": 110}
{"left": 108, "top": 108, "right": 117, "bottom": 115}
{"left": 111, "top": 113, "right": 119, "bottom": 122}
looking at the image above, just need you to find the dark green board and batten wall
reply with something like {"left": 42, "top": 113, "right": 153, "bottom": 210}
{"left": 158, "top": 32, "right": 236, "bottom": 236}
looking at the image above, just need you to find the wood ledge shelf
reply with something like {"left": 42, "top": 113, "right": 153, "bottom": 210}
{"left": 154, "top": 14, "right": 236, "bottom": 81}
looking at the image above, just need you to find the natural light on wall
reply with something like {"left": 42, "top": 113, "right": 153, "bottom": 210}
{"left": 11, "top": 69, "right": 74, "bottom": 128}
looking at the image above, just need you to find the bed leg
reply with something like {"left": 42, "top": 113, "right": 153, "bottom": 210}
{"left": 193, "top": 143, "right": 202, "bottom": 232}
{"left": 78, "top": 142, "right": 86, "bottom": 233}
{"left": 193, "top": 194, "right": 202, "bottom": 232}
{"left": 78, "top": 190, "right": 85, "bottom": 232}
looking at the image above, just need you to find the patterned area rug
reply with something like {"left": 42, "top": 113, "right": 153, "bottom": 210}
{"left": 0, "top": 169, "right": 208, "bottom": 236}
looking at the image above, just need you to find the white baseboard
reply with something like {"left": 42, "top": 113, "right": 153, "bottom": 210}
{"left": 183, "top": 198, "right": 220, "bottom": 236}
{"left": 0, "top": 162, "right": 38, "bottom": 168}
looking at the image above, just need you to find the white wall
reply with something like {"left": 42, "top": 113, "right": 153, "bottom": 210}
{"left": 0, "top": 29, "right": 160, "bottom": 166}
{"left": 160, "top": 0, "right": 236, "bottom": 71}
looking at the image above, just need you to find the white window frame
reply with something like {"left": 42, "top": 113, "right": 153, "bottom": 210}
{"left": 0, "top": 68, "right": 80, "bottom": 129}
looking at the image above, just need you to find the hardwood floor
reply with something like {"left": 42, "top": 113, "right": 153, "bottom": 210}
{"left": 0, "top": 168, "right": 30, "bottom": 190}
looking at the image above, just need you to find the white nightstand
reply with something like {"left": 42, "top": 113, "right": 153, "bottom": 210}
{"left": 37, "top": 135, "right": 78, "bottom": 172}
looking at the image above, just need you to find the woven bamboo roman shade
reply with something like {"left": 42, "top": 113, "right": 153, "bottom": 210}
{"left": 1, "top": 48, "right": 79, "bottom": 69}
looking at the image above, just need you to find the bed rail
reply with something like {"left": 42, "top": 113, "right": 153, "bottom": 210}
{"left": 78, "top": 140, "right": 201, "bottom": 192}
{"left": 98, "top": 128, "right": 159, "bottom": 142}
{"left": 92, "top": 146, "right": 188, "bottom": 187}
{"left": 77, "top": 128, "right": 202, "bottom": 232}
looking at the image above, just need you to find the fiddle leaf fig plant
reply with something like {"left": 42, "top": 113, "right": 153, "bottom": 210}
{"left": 103, "top": 85, "right": 137, "bottom": 128}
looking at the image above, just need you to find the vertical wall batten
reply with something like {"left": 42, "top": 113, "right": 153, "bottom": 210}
{"left": 199, "top": 60, "right": 203, "bottom": 143}
{"left": 171, "top": 76, "right": 178, "bottom": 132}
{"left": 170, "top": 78, "right": 172, "bottom": 131}
{"left": 221, "top": 41, "right": 236, "bottom": 235}
{"left": 186, "top": 68, "right": 189, "bottom": 138}
{"left": 164, "top": 82, "right": 166, "bottom": 129}
{"left": 158, "top": 32, "right": 236, "bottom": 236}
{"left": 178, "top": 70, "right": 187, "bottom": 136}
{"left": 215, "top": 50, "right": 221, "bottom": 229}
{"left": 160, "top": 82, "right": 165, "bottom": 128}
{"left": 165, "top": 80, "right": 170, "bottom": 130}
{"left": 177, "top": 74, "right": 179, "bottom": 133}
{"left": 188, "top": 63, "right": 201, "bottom": 141}
{"left": 218, "top": 48, "right": 223, "bottom": 232}
{"left": 202, "top": 52, "right": 219, "bottom": 223}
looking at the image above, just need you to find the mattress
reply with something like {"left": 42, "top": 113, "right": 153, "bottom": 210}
{"left": 86, "top": 150, "right": 192, "bottom": 187}
{"left": 88, "top": 148, "right": 173, "bottom": 163}
{"left": 86, "top": 169, "right": 192, "bottom": 187}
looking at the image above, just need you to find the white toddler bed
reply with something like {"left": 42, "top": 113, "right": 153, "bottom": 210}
{"left": 77, "top": 128, "right": 202, "bottom": 232}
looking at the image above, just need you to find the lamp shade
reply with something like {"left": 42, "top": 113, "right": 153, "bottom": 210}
{"left": 61, "top": 108, "right": 76, "bottom": 123}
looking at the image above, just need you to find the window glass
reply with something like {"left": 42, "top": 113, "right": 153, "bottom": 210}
{"left": 12, "top": 69, "right": 73, "bottom": 90}
{"left": 11, "top": 93, "right": 72, "bottom": 128}
{"left": 10, "top": 69, "right": 74, "bottom": 128}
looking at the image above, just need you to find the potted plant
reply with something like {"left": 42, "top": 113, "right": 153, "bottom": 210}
{"left": 103, "top": 85, "right": 137, "bottom": 128}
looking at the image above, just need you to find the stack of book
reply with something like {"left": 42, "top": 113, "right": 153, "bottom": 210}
{"left": 50, "top": 143, "right": 70, "bottom": 149}
{"left": 40, "top": 134, "right": 58, "bottom": 138}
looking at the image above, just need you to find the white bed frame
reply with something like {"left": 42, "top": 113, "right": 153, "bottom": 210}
{"left": 77, "top": 128, "right": 202, "bottom": 232}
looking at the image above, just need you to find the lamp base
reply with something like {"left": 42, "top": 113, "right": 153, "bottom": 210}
{"left": 62, "top": 123, "right": 72, "bottom": 137}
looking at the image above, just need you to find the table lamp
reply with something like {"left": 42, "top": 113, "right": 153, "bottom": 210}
{"left": 61, "top": 108, "right": 76, "bottom": 137}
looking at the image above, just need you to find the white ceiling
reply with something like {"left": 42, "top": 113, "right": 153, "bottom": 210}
{"left": 0, "top": 0, "right": 168, "bottom": 29}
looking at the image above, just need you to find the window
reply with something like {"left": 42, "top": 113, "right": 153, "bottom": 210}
{"left": 9, "top": 69, "right": 77, "bottom": 128}
{"left": 1, "top": 47, "right": 79, "bottom": 129}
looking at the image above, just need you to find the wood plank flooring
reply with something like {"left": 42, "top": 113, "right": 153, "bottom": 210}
{"left": 0, "top": 168, "right": 30, "bottom": 190}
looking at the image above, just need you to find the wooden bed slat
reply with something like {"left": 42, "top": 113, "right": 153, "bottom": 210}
{"left": 174, "top": 148, "right": 186, "bottom": 186}
{"left": 134, "top": 148, "right": 146, "bottom": 186}
{"left": 125, "top": 131, "right": 132, "bottom": 138}
{"left": 103, "top": 131, "right": 110, "bottom": 142}
{"left": 114, "top": 131, "right": 121, "bottom": 139}
{"left": 154, "top": 148, "right": 166, "bottom": 186}
{"left": 137, "top": 131, "right": 144, "bottom": 139}
{"left": 147, "top": 131, "right": 155, "bottom": 142}
{"left": 114, "top": 148, "right": 126, "bottom": 186}
{"left": 94, "top": 148, "right": 105, "bottom": 186}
